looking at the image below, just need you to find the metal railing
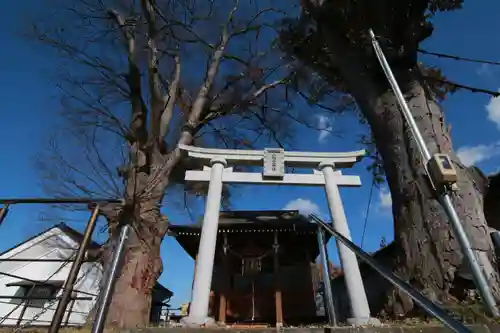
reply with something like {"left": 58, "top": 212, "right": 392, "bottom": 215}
{"left": 308, "top": 214, "right": 472, "bottom": 333}
{"left": 0, "top": 197, "right": 123, "bottom": 333}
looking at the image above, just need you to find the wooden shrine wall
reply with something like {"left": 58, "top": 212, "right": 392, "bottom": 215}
{"left": 209, "top": 263, "right": 320, "bottom": 323}
{"left": 281, "top": 265, "right": 318, "bottom": 321}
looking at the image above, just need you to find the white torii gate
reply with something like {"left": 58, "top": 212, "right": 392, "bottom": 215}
{"left": 178, "top": 144, "right": 376, "bottom": 327}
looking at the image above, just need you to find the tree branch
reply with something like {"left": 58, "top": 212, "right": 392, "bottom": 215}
{"left": 142, "top": 1, "right": 241, "bottom": 197}
{"left": 141, "top": 0, "right": 169, "bottom": 149}
{"left": 107, "top": 9, "right": 149, "bottom": 145}
{"left": 159, "top": 55, "right": 181, "bottom": 141}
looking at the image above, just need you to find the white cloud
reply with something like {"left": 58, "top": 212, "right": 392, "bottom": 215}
{"left": 283, "top": 198, "right": 321, "bottom": 215}
{"left": 486, "top": 92, "right": 500, "bottom": 130}
{"left": 457, "top": 142, "right": 500, "bottom": 167}
{"left": 378, "top": 187, "right": 392, "bottom": 210}
{"left": 315, "top": 115, "right": 333, "bottom": 143}
{"left": 477, "top": 64, "right": 497, "bottom": 77}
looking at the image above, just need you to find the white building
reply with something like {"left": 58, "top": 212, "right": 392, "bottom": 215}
{"left": 0, "top": 223, "right": 172, "bottom": 328}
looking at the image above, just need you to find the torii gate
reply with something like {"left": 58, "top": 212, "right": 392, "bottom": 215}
{"left": 178, "top": 144, "right": 376, "bottom": 327}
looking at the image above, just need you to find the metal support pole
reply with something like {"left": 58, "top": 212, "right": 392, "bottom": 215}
{"left": 91, "top": 224, "right": 130, "bottom": 333}
{"left": 48, "top": 205, "right": 100, "bottom": 333}
{"left": 369, "top": 29, "right": 499, "bottom": 318}
{"left": 311, "top": 214, "right": 471, "bottom": 333}
{"left": 0, "top": 205, "right": 9, "bottom": 227}
{"left": 316, "top": 226, "right": 337, "bottom": 326}
{"left": 0, "top": 198, "right": 123, "bottom": 205}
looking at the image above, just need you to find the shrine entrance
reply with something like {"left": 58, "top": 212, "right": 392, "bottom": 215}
{"left": 170, "top": 210, "right": 328, "bottom": 326}
{"left": 175, "top": 145, "right": 376, "bottom": 328}
{"left": 229, "top": 238, "right": 273, "bottom": 324}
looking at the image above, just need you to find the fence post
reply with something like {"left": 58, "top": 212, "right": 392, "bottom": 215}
{"left": 48, "top": 204, "right": 100, "bottom": 333}
{"left": 0, "top": 205, "right": 9, "bottom": 227}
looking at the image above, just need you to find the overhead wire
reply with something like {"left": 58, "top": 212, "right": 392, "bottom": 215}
{"left": 360, "top": 178, "right": 375, "bottom": 250}
{"left": 418, "top": 49, "right": 500, "bottom": 66}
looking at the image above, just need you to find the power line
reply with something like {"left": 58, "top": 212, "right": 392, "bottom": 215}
{"left": 427, "top": 76, "right": 500, "bottom": 97}
{"left": 418, "top": 49, "right": 500, "bottom": 66}
{"left": 360, "top": 179, "right": 375, "bottom": 250}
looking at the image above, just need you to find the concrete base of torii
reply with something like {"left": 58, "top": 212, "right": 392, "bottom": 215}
{"left": 180, "top": 316, "right": 217, "bottom": 328}
{"left": 347, "top": 317, "right": 382, "bottom": 327}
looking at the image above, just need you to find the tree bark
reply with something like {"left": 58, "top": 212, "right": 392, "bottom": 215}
{"left": 364, "top": 78, "right": 500, "bottom": 314}
{"left": 315, "top": 28, "right": 500, "bottom": 313}
{"left": 96, "top": 198, "right": 167, "bottom": 328}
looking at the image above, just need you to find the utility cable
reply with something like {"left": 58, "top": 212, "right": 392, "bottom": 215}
{"left": 418, "top": 49, "right": 500, "bottom": 66}
{"left": 360, "top": 178, "right": 375, "bottom": 250}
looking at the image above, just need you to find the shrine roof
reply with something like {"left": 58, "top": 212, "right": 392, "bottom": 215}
{"left": 169, "top": 210, "right": 331, "bottom": 261}
{"left": 168, "top": 210, "right": 318, "bottom": 234}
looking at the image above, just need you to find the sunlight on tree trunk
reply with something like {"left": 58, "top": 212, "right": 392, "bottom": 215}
{"left": 104, "top": 213, "right": 164, "bottom": 327}
{"left": 364, "top": 80, "right": 500, "bottom": 313}
{"left": 329, "top": 36, "right": 500, "bottom": 310}
{"left": 279, "top": 0, "right": 500, "bottom": 316}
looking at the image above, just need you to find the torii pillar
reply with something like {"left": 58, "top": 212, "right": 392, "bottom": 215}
{"left": 178, "top": 145, "right": 377, "bottom": 327}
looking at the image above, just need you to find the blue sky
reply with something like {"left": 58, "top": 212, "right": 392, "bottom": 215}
{"left": 1, "top": 1, "right": 500, "bottom": 308}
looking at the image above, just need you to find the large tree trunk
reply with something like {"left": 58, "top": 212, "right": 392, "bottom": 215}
{"left": 98, "top": 199, "right": 167, "bottom": 328}
{"left": 362, "top": 77, "right": 500, "bottom": 314}
{"left": 316, "top": 29, "right": 500, "bottom": 314}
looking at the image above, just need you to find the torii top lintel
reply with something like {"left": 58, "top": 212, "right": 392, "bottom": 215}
{"left": 178, "top": 144, "right": 366, "bottom": 169}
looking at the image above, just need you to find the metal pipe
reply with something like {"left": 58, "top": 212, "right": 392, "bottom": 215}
{"left": 310, "top": 214, "right": 471, "bottom": 333}
{"left": 64, "top": 293, "right": 77, "bottom": 326}
{"left": 0, "top": 205, "right": 9, "bottom": 226}
{"left": 316, "top": 226, "right": 336, "bottom": 326}
{"left": 0, "top": 198, "right": 123, "bottom": 205}
{"left": 0, "top": 258, "right": 94, "bottom": 262}
{"left": 16, "top": 300, "right": 29, "bottom": 327}
{"left": 49, "top": 205, "right": 101, "bottom": 333}
{"left": 0, "top": 296, "right": 92, "bottom": 300}
{"left": 368, "top": 29, "right": 499, "bottom": 318}
{"left": 91, "top": 224, "right": 130, "bottom": 333}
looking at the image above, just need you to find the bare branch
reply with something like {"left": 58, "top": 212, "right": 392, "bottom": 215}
{"left": 107, "top": 8, "right": 149, "bottom": 144}
{"left": 141, "top": 0, "right": 170, "bottom": 149}
{"left": 159, "top": 55, "right": 181, "bottom": 141}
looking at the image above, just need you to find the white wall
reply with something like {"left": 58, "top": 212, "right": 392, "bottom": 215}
{"left": 0, "top": 227, "right": 103, "bottom": 327}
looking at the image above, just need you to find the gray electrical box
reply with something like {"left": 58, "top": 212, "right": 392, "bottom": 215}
{"left": 263, "top": 148, "right": 285, "bottom": 178}
{"left": 427, "top": 153, "right": 458, "bottom": 186}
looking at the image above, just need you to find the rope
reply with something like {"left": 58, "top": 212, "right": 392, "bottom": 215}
{"left": 360, "top": 178, "right": 376, "bottom": 249}
{"left": 227, "top": 247, "right": 274, "bottom": 276}
{"left": 227, "top": 247, "right": 273, "bottom": 261}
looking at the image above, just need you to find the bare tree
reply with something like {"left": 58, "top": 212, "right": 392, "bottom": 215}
{"left": 29, "top": 0, "right": 300, "bottom": 327}
{"left": 279, "top": 0, "right": 500, "bottom": 316}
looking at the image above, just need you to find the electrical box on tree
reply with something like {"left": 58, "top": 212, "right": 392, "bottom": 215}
{"left": 427, "top": 153, "right": 458, "bottom": 187}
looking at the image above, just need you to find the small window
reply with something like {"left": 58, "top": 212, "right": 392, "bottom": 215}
{"left": 22, "top": 284, "right": 60, "bottom": 308}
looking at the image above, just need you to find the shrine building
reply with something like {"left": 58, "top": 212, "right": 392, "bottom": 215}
{"left": 169, "top": 210, "right": 331, "bottom": 327}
